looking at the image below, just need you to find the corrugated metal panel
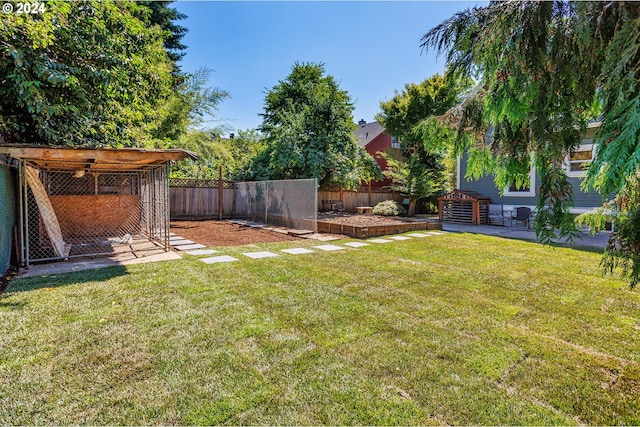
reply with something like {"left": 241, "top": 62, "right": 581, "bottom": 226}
{"left": 0, "top": 163, "right": 16, "bottom": 275}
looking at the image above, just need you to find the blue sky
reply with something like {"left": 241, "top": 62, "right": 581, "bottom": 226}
{"left": 174, "top": 1, "right": 482, "bottom": 134}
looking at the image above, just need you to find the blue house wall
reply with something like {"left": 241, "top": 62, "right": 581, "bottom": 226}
{"left": 457, "top": 125, "right": 606, "bottom": 213}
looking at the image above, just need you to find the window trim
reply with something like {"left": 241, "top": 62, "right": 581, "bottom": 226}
{"left": 503, "top": 161, "right": 536, "bottom": 197}
{"left": 564, "top": 141, "right": 595, "bottom": 178}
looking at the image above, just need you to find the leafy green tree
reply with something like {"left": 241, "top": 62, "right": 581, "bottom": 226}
{"left": 421, "top": 1, "right": 640, "bottom": 285}
{"left": 376, "top": 74, "right": 469, "bottom": 215}
{"left": 0, "top": 0, "right": 186, "bottom": 148}
{"left": 378, "top": 150, "right": 445, "bottom": 216}
{"left": 171, "top": 129, "right": 265, "bottom": 180}
{"left": 170, "top": 129, "right": 232, "bottom": 179}
{"left": 251, "top": 62, "right": 381, "bottom": 189}
{"left": 226, "top": 129, "right": 267, "bottom": 180}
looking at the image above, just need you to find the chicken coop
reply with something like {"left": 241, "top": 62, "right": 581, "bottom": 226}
{"left": 0, "top": 146, "right": 195, "bottom": 266}
{"left": 438, "top": 190, "right": 490, "bottom": 225}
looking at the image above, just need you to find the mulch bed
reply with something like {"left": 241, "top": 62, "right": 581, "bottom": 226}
{"left": 170, "top": 220, "right": 300, "bottom": 247}
{"left": 317, "top": 212, "right": 427, "bottom": 226}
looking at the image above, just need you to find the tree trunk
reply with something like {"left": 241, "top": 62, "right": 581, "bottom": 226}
{"left": 408, "top": 197, "right": 417, "bottom": 216}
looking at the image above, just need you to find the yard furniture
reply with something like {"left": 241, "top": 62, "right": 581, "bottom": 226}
{"left": 355, "top": 206, "right": 373, "bottom": 215}
{"left": 488, "top": 204, "right": 505, "bottom": 226}
{"left": 512, "top": 206, "right": 532, "bottom": 228}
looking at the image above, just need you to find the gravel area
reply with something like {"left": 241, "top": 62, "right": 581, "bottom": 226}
{"left": 170, "top": 220, "right": 300, "bottom": 247}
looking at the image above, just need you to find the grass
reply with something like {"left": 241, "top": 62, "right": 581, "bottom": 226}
{"left": 1, "top": 232, "right": 639, "bottom": 425}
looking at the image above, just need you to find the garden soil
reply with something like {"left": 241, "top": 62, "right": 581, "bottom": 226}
{"left": 170, "top": 220, "right": 300, "bottom": 247}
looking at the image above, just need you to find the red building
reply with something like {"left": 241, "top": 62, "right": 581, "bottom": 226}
{"left": 354, "top": 120, "right": 400, "bottom": 187}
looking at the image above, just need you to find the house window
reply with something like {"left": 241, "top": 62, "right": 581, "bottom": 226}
{"left": 504, "top": 161, "right": 536, "bottom": 197}
{"left": 565, "top": 140, "right": 595, "bottom": 177}
{"left": 391, "top": 136, "right": 400, "bottom": 149}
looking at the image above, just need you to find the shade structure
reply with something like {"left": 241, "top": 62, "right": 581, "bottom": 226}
{"left": 0, "top": 145, "right": 196, "bottom": 265}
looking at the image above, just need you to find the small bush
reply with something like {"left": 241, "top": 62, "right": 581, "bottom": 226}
{"left": 372, "top": 200, "right": 407, "bottom": 216}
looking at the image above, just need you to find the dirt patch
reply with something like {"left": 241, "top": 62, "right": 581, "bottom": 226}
{"left": 170, "top": 220, "right": 300, "bottom": 247}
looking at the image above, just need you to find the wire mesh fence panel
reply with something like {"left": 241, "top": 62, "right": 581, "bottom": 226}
{"left": 233, "top": 178, "right": 317, "bottom": 231}
{"left": 21, "top": 162, "right": 170, "bottom": 263}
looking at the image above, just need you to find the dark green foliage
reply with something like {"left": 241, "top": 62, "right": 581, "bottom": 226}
{"left": 0, "top": 0, "right": 209, "bottom": 148}
{"left": 250, "top": 62, "right": 381, "bottom": 189}
{"left": 421, "top": 1, "right": 640, "bottom": 285}
{"left": 0, "top": 1, "right": 176, "bottom": 147}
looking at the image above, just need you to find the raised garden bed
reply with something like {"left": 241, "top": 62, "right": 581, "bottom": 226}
{"left": 317, "top": 213, "right": 442, "bottom": 238}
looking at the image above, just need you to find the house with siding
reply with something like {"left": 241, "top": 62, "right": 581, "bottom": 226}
{"left": 353, "top": 120, "right": 400, "bottom": 188}
{"left": 456, "top": 122, "right": 605, "bottom": 217}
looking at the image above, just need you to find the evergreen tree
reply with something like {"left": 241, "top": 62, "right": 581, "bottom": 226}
{"left": 421, "top": 1, "right": 640, "bottom": 286}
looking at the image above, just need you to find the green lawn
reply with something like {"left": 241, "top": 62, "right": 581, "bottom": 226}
{"left": 1, "top": 232, "right": 639, "bottom": 425}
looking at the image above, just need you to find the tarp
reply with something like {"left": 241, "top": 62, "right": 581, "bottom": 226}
{"left": 25, "top": 165, "right": 70, "bottom": 258}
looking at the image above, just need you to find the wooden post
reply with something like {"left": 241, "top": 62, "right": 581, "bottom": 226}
{"left": 218, "top": 166, "right": 223, "bottom": 220}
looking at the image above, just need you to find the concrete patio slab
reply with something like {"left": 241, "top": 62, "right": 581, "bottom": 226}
{"left": 313, "top": 244, "right": 345, "bottom": 251}
{"left": 18, "top": 250, "right": 181, "bottom": 278}
{"left": 243, "top": 251, "right": 280, "bottom": 259}
{"left": 344, "top": 242, "right": 370, "bottom": 248}
{"left": 169, "top": 239, "right": 194, "bottom": 246}
{"left": 173, "top": 243, "right": 206, "bottom": 251}
{"left": 185, "top": 249, "right": 218, "bottom": 256}
{"left": 281, "top": 248, "right": 315, "bottom": 255}
{"left": 200, "top": 255, "right": 238, "bottom": 264}
{"left": 368, "top": 238, "right": 393, "bottom": 244}
{"left": 441, "top": 223, "right": 609, "bottom": 251}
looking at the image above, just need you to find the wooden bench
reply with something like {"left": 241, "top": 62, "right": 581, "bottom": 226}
{"left": 356, "top": 206, "right": 373, "bottom": 215}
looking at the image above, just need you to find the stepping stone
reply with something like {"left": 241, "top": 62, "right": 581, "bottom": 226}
{"left": 281, "top": 248, "right": 314, "bottom": 255}
{"left": 185, "top": 249, "right": 218, "bottom": 256}
{"left": 368, "top": 238, "right": 393, "bottom": 244}
{"left": 174, "top": 243, "right": 207, "bottom": 251}
{"left": 313, "top": 244, "right": 345, "bottom": 251}
{"left": 243, "top": 251, "right": 279, "bottom": 259}
{"left": 407, "top": 233, "right": 431, "bottom": 238}
{"left": 389, "top": 236, "right": 412, "bottom": 241}
{"left": 200, "top": 255, "right": 238, "bottom": 264}
{"left": 170, "top": 239, "right": 194, "bottom": 246}
{"left": 170, "top": 235, "right": 186, "bottom": 241}
{"left": 169, "top": 232, "right": 177, "bottom": 236}
{"left": 344, "top": 242, "right": 369, "bottom": 248}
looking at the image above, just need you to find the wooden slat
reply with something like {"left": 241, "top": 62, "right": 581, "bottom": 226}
{"left": 0, "top": 146, "right": 197, "bottom": 168}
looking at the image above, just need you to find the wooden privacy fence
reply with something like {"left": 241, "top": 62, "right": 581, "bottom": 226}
{"left": 318, "top": 187, "right": 404, "bottom": 212}
{"left": 169, "top": 178, "right": 235, "bottom": 219}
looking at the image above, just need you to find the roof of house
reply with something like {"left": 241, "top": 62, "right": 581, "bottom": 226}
{"left": 0, "top": 145, "right": 197, "bottom": 171}
{"left": 354, "top": 121, "right": 385, "bottom": 148}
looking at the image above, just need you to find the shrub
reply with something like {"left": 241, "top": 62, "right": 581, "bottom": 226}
{"left": 372, "top": 200, "right": 407, "bottom": 216}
